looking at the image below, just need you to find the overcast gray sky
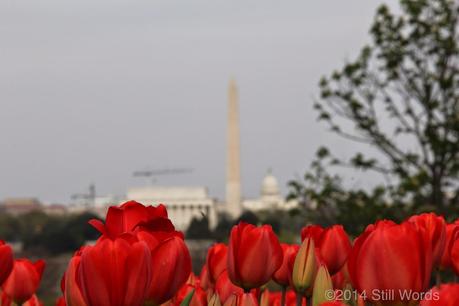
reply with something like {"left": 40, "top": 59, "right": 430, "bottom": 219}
{"left": 0, "top": 0, "right": 399, "bottom": 203}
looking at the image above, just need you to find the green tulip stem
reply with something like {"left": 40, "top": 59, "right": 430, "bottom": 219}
{"left": 436, "top": 270, "right": 441, "bottom": 286}
{"left": 281, "top": 286, "right": 286, "bottom": 306}
{"left": 296, "top": 292, "right": 302, "bottom": 306}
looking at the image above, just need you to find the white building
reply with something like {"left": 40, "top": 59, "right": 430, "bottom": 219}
{"left": 77, "top": 80, "right": 296, "bottom": 232}
{"left": 127, "top": 186, "right": 217, "bottom": 231}
{"left": 242, "top": 171, "right": 298, "bottom": 212}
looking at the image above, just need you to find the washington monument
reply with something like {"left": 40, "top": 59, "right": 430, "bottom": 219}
{"left": 226, "top": 79, "right": 242, "bottom": 218}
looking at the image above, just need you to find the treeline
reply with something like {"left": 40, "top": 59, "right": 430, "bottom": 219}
{"left": 0, "top": 211, "right": 100, "bottom": 255}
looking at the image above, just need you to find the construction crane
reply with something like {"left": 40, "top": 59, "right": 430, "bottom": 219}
{"left": 71, "top": 183, "right": 96, "bottom": 208}
{"left": 133, "top": 167, "right": 194, "bottom": 184}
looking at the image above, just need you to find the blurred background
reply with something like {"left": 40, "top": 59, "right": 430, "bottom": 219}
{"left": 1, "top": 0, "right": 459, "bottom": 303}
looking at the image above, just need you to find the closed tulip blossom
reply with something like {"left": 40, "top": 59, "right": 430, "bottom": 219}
{"left": 64, "top": 250, "right": 87, "bottom": 306}
{"left": 312, "top": 265, "right": 334, "bottom": 306}
{"left": 301, "top": 225, "right": 351, "bottom": 275}
{"left": 420, "top": 283, "right": 459, "bottom": 306}
{"left": 89, "top": 200, "right": 168, "bottom": 238}
{"left": 408, "top": 213, "right": 447, "bottom": 267}
{"left": 348, "top": 220, "right": 433, "bottom": 305}
{"left": 0, "top": 241, "right": 13, "bottom": 286}
{"left": 199, "top": 265, "right": 212, "bottom": 290}
{"left": 78, "top": 235, "right": 152, "bottom": 306}
{"left": 273, "top": 244, "right": 300, "bottom": 288}
{"left": 291, "top": 237, "right": 318, "bottom": 295}
{"left": 227, "top": 222, "right": 283, "bottom": 291}
{"left": 451, "top": 236, "right": 459, "bottom": 275}
{"left": 216, "top": 271, "right": 244, "bottom": 304}
{"left": 55, "top": 297, "right": 66, "bottom": 306}
{"left": 206, "top": 243, "right": 228, "bottom": 284}
{"left": 269, "top": 290, "right": 305, "bottom": 306}
{"left": 85, "top": 201, "right": 191, "bottom": 306}
{"left": 146, "top": 235, "right": 192, "bottom": 305}
{"left": 2, "top": 259, "right": 45, "bottom": 305}
{"left": 440, "top": 222, "right": 459, "bottom": 271}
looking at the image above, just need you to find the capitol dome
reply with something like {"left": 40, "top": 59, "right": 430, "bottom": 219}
{"left": 261, "top": 170, "right": 280, "bottom": 196}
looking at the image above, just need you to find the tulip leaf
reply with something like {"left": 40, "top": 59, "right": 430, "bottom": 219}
{"left": 180, "top": 289, "right": 195, "bottom": 306}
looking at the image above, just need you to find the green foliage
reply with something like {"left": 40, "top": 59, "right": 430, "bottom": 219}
{"left": 303, "top": 0, "right": 459, "bottom": 217}
{"left": 289, "top": 149, "right": 459, "bottom": 236}
{"left": 212, "top": 213, "right": 233, "bottom": 242}
{"left": 180, "top": 289, "right": 195, "bottom": 306}
{"left": 0, "top": 211, "right": 100, "bottom": 255}
{"left": 186, "top": 215, "right": 212, "bottom": 239}
{"left": 236, "top": 211, "right": 259, "bottom": 225}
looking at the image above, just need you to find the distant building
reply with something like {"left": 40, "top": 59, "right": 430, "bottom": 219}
{"left": 22, "top": 79, "right": 297, "bottom": 231}
{"left": 42, "top": 204, "right": 68, "bottom": 216}
{"left": 0, "top": 198, "right": 43, "bottom": 216}
{"left": 242, "top": 170, "right": 298, "bottom": 212}
{"left": 127, "top": 186, "right": 218, "bottom": 231}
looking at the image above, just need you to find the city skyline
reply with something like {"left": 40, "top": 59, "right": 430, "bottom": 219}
{"left": 0, "top": 0, "right": 398, "bottom": 203}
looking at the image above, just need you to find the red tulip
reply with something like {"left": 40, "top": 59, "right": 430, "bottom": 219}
{"left": 191, "top": 287, "right": 209, "bottom": 306}
{"left": 2, "top": 259, "right": 45, "bottom": 304}
{"left": 301, "top": 225, "right": 351, "bottom": 275}
{"left": 78, "top": 235, "right": 152, "bottom": 306}
{"left": 238, "top": 293, "right": 258, "bottom": 306}
{"left": 301, "top": 225, "right": 324, "bottom": 242}
{"left": 451, "top": 236, "right": 459, "bottom": 275}
{"left": 146, "top": 235, "right": 192, "bottom": 305}
{"left": 223, "top": 294, "right": 238, "bottom": 306}
{"left": 227, "top": 222, "right": 283, "bottom": 290}
{"left": 439, "top": 223, "right": 459, "bottom": 271}
{"left": 23, "top": 295, "right": 43, "bottom": 306}
{"left": 55, "top": 297, "right": 66, "bottom": 306}
{"left": 89, "top": 200, "right": 168, "bottom": 238}
{"left": 206, "top": 243, "right": 228, "bottom": 284}
{"left": 348, "top": 220, "right": 432, "bottom": 305}
{"left": 331, "top": 270, "right": 346, "bottom": 291}
{"left": 1, "top": 292, "right": 45, "bottom": 306}
{"left": 0, "top": 241, "right": 13, "bottom": 286}
{"left": 64, "top": 251, "right": 86, "bottom": 306}
{"left": 273, "top": 244, "right": 299, "bottom": 287}
{"left": 420, "top": 283, "right": 459, "bottom": 306}
{"left": 216, "top": 270, "right": 244, "bottom": 303}
{"left": 408, "top": 213, "right": 447, "bottom": 266}
{"left": 269, "top": 290, "right": 304, "bottom": 306}
{"left": 199, "top": 265, "right": 212, "bottom": 290}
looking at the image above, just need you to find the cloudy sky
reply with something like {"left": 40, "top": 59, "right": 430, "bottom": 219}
{"left": 0, "top": 0, "right": 399, "bottom": 203}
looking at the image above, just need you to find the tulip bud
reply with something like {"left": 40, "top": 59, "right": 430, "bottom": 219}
{"left": 208, "top": 293, "right": 222, "bottom": 306}
{"left": 64, "top": 255, "right": 87, "bottom": 306}
{"left": 292, "top": 238, "right": 317, "bottom": 294}
{"left": 312, "top": 265, "right": 333, "bottom": 306}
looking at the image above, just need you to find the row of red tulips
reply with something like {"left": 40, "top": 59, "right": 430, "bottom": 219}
{"left": 0, "top": 201, "right": 458, "bottom": 306}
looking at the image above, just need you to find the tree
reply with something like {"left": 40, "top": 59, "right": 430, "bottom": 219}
{"left": 312, "top": 0, "right": 459, "bottom": 209}
{"left": 288, "top": 149, "right": 414, "bottom": 236}
{"left": 186, "top": 215, "right": 212, "bottom": 240}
